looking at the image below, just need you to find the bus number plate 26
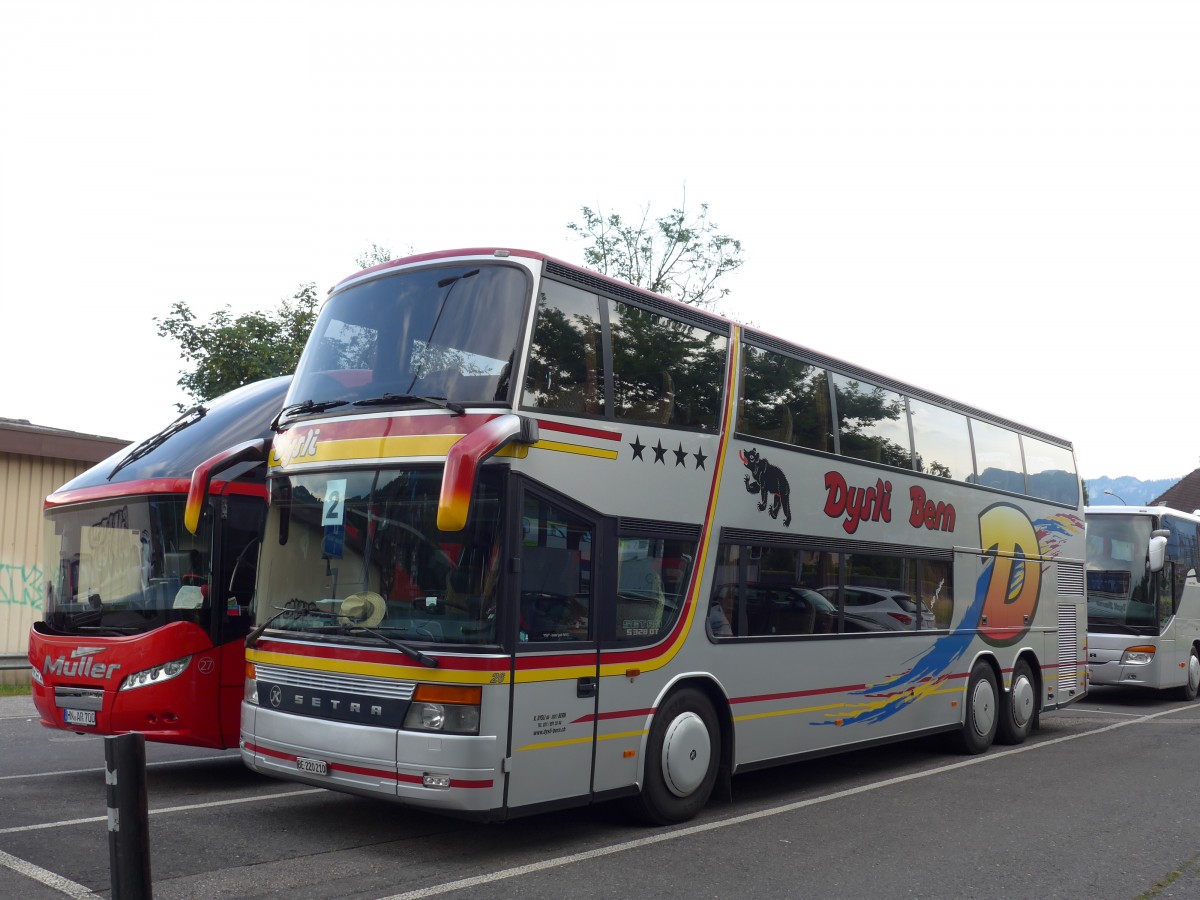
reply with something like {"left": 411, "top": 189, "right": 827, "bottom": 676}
{"left": 295, "top": 756, "right": 329, "bottom": 776}
{"left": 64, "top": 709, "right": 96, "bottom": 727}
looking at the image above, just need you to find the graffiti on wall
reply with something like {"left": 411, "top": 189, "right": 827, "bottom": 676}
{"left": 0, "top": 561, "right": 44, "bottom": 611}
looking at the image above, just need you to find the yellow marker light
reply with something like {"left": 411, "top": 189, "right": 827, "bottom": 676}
{"left": 413, "top": 684, "right": 482, "bottom": 705}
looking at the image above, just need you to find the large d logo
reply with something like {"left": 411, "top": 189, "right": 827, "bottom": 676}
{"left": 978, "top": 503, "right": 1041, "bottom": 646}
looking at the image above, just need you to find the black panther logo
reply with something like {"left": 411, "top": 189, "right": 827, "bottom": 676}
{"left": 740, "top": 448, "right": 792, "bottom": 527}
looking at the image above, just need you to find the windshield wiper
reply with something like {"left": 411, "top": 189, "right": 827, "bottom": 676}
{"left": 271, "top": 398, "right": 350, "bottom": 431}
{"left": 247, "top": 601, "right": 439, "bottom": 667}
{"left": 353, "top": 393, "right": 466, "bottom": 416}
{"left": 340, "top": 624, "right": 439, "bottom": 668}
{"left": 109, "top": 406, "right": 206, "bottom": 479}
{"left": 246, "top": 599, "right": 323, "bottom": 647}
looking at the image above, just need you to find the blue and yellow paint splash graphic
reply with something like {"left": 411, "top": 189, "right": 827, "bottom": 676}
{"left": 812, "top": 507, "right": 1084, "bottom": 727}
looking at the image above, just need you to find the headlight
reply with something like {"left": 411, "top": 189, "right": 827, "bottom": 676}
{"left": 402, "top": 684, "right": 481, "bottom": 735}
{"left": 1121, "top": 645, "right": 1156, "bottom": 665}
{"left": 118, "top": 655, "right": 193, "bottom": 691}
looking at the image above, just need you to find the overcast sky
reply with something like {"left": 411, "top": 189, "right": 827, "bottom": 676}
{"left": 1, "top": 1, "right": 1196, "bottom": 482}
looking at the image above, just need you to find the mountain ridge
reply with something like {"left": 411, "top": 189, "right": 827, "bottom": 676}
{"left": 1083, "top": 475, "right": 1181, "bottom": 507}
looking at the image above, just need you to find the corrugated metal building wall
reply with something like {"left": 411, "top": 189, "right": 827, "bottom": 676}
{"left": 0, "top": 420, "right": 128, "bottom": 659}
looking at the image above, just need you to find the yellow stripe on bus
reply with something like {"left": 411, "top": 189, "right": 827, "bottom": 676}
{"left": 532, "top": 440, "right": 619, "bottom": 460}
{"left": 247, "top": 648, "right": 508, "bottom": 685}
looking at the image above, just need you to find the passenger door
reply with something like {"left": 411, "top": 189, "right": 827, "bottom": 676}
{"left": 505, "top": 485, "right": 602, "bottom": 811}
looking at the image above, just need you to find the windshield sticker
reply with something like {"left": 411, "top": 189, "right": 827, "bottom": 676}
{"left": 322, "top": 480, "right": 347, "bottom": 526}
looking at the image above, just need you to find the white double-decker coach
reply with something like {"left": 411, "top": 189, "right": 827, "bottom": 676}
{"left": 192, "top": 248, "right": 1087, "bottom": 823}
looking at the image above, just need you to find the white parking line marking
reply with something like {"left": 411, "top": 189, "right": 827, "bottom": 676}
{"left": 0, "top": 754, "right": 241, "bottom": 782}
{"left": 0, "top": 788, "right": 325, "bottom": 835}
{"left": 0, "top": 849, "right": 93, "bottom": 898}
{"left": 378, "top": 705, "right": 1188, "bottom": 899}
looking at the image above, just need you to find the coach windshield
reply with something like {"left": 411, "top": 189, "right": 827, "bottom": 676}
{"left": 285, "top": 262, "right": 530, "bottom": 419}
{"left": 254, "top": 467, "right": 504, "bottom": 647}
{"left": 1086, "top": 514, "right": 1161, "bottom": 634}
{"left": 42, "top": 497, "right": 216, "bottom": 635}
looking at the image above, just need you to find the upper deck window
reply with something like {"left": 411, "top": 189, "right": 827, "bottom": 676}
{"left": 738, "top": 345, "right": 833, "bottom": 452}
{"left": 909, "top": 399, "right": 973, "bottom": 481}
{"left": 970, "top": 419, "right": 1025, "bottom": 494}
{"left": 521, "top": 279, "right": 727, "bottom": 430}
{"left": 291, "top": 263, "right": 530, "bottom": 408}
{"left": 1021, "top": 435, "right": 1079, "bottom": 505}
{"left": 831, "top": 373, "right": 912, "bottom": 468}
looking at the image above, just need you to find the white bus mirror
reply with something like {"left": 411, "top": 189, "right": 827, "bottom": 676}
{"left": 1148, "top": 533, "right": 1169, "bottom": 573}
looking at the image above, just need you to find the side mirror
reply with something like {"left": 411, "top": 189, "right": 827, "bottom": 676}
{"left": 1148, "top": 531, "right": 1170, "bottom": 573}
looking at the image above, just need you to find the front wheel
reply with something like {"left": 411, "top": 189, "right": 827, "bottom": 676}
{"left": 996, "top": 658, "right": 1036, "bottom": 745}
{"left": 1176, "top": 646, "right": 1200, "bottom": 702}
{"left": 632, "top": 687, "right": 720, "bottom": 825}
{"left": 954, "top": 660, "right": 998, "bottom": 754}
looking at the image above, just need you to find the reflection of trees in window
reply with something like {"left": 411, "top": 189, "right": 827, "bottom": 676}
{"left": 608, "top": 300, "right": 726, "bottom": 429}
{"left": 317, "top": 320, "right": 378, "bottom": 372}
{"left": 831, "top": 374, "right": 912, "bottom": 468}
{"left": 521, "top": 286, "right": 604, "bottom": 414}
{"left": 738, "top": 345, "right": 833, "bottom": 451}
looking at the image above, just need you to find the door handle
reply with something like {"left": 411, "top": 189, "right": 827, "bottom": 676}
{"left": 577, "top": 676, "right": 597, "bottom": 698}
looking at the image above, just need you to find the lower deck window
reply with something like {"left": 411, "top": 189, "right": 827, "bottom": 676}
{"left": 709, "top": 543, "right": 953, "bottom": 637}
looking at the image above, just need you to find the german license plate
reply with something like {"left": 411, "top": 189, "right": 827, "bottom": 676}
{"left": 64, "top": 709, "right": 96, "bottom": 727}
{"left": 295, "top": 756, "right": 329, "bottom": 775}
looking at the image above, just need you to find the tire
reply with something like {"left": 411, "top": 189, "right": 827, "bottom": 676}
{"left": 954, "top": 660, "right": 998, "bottom": 754}
{"left": 1176, "top": 646, "right": 1200, "bottom": 702}
{"left": 996, "top": 658, "right": 1036, "bottom": 745}
{"left": 632, "top": 687, "right": 720, "bottom": 825}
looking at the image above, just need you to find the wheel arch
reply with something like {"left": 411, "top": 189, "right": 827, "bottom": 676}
{"left": 641, "top": 673, "right": 734, "bottom": 793}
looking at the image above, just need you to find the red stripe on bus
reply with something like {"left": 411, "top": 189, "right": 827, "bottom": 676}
{"left": 535, "top": 419, "right": 622, "bottom": 441}
{"left": 253, "top": 640, "right": 508, "bottom": 673}
{"left": 45, "top": 478, "right": 266, "bottom": 507}
{"left": 245, "top": 742, "right": 492, "bottom": 789}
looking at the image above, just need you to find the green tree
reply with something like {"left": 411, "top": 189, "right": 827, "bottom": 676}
{"left": 567, "top": 194, "right": 744, "bottom": 310}
{"left": 154, "top": 283, "right": 319, "bottom": 407}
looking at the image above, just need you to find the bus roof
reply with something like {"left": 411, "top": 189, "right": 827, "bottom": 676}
{"left": 329, "top": 248, "right": 1073, "bottom": 448}
{"left": 46, "top": 376, "right": 290, "bottom": 505}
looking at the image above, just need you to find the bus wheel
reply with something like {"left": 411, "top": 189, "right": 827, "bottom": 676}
{"left": 1176, "top": 647, "right": 1200, "bottom": 702}
{"left": 955, "top": 661, "right": 998, "bottom": 754}
{"left": 633, "top": 688, "right": 720, "bottom": 825}
{"left": 996, "top": 659, "right": 1035, "bottom": 745}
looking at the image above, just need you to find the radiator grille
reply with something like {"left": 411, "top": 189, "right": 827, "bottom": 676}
{"left": 1057, "top": 604, "right": 1080, "bottom": 696}
{"left": 1056, "top": 562, "right": 1085, "bottom": 597}
{"left": 253, "top": 662, "right": 415, "bottom": 700}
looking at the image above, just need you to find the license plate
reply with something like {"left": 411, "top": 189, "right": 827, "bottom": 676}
{"left": 296, "top": 756, "right": 329, "bottom": 776}
{"left": 64, "top": 709, "right": 96, "bottom": 727}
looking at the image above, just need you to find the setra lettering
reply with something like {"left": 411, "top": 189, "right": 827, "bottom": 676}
{"left": 823, "top": 471, "right": 892, "bottom": 535}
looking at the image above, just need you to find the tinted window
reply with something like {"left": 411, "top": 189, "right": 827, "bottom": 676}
{"left": 614, "top": 537, "right": 694, "bottom": 642}
{"left": 909, "top": 399, "right": 973, "bottom": 481}
{"left": 294, "top": 263, "right": 527, "bottom": 406}
{"left": 522, "top": 281, "right": 605, "bottom": 414}
{"left": 1021, "top": 436, "right": 1079, "bottom": 505}
{"left": 739, "top": 345, "right": 833, "bottom": 452}
{"left": 608, "top": 298, "right": 727, "bottom": 430}
{"left": 970, "top": 419, "right": 1025, "bottom": 493}
{"left": 832, "top": 374, "right": 912, "bottom": 468}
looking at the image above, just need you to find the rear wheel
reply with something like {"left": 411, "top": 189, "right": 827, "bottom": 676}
{"left": 996, "top": 658, "right": 1036, "bottom": 745}
{"left": 955, "top": 660, "right": 998, "bottom": 754}
{"left": 1176, "top": 646, "right": 1200, "bottom": 701}
{"left": 632, "top": 687, "right": 720, "bottom": 825}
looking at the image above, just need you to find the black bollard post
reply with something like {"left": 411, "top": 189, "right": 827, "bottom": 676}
{"left": 105, "top": 733, "right": 153, "bottom": 899}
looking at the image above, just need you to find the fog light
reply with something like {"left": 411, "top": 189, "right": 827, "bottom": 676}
{"left": 423, "top": 773, "right": 451, "bottom": 789}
